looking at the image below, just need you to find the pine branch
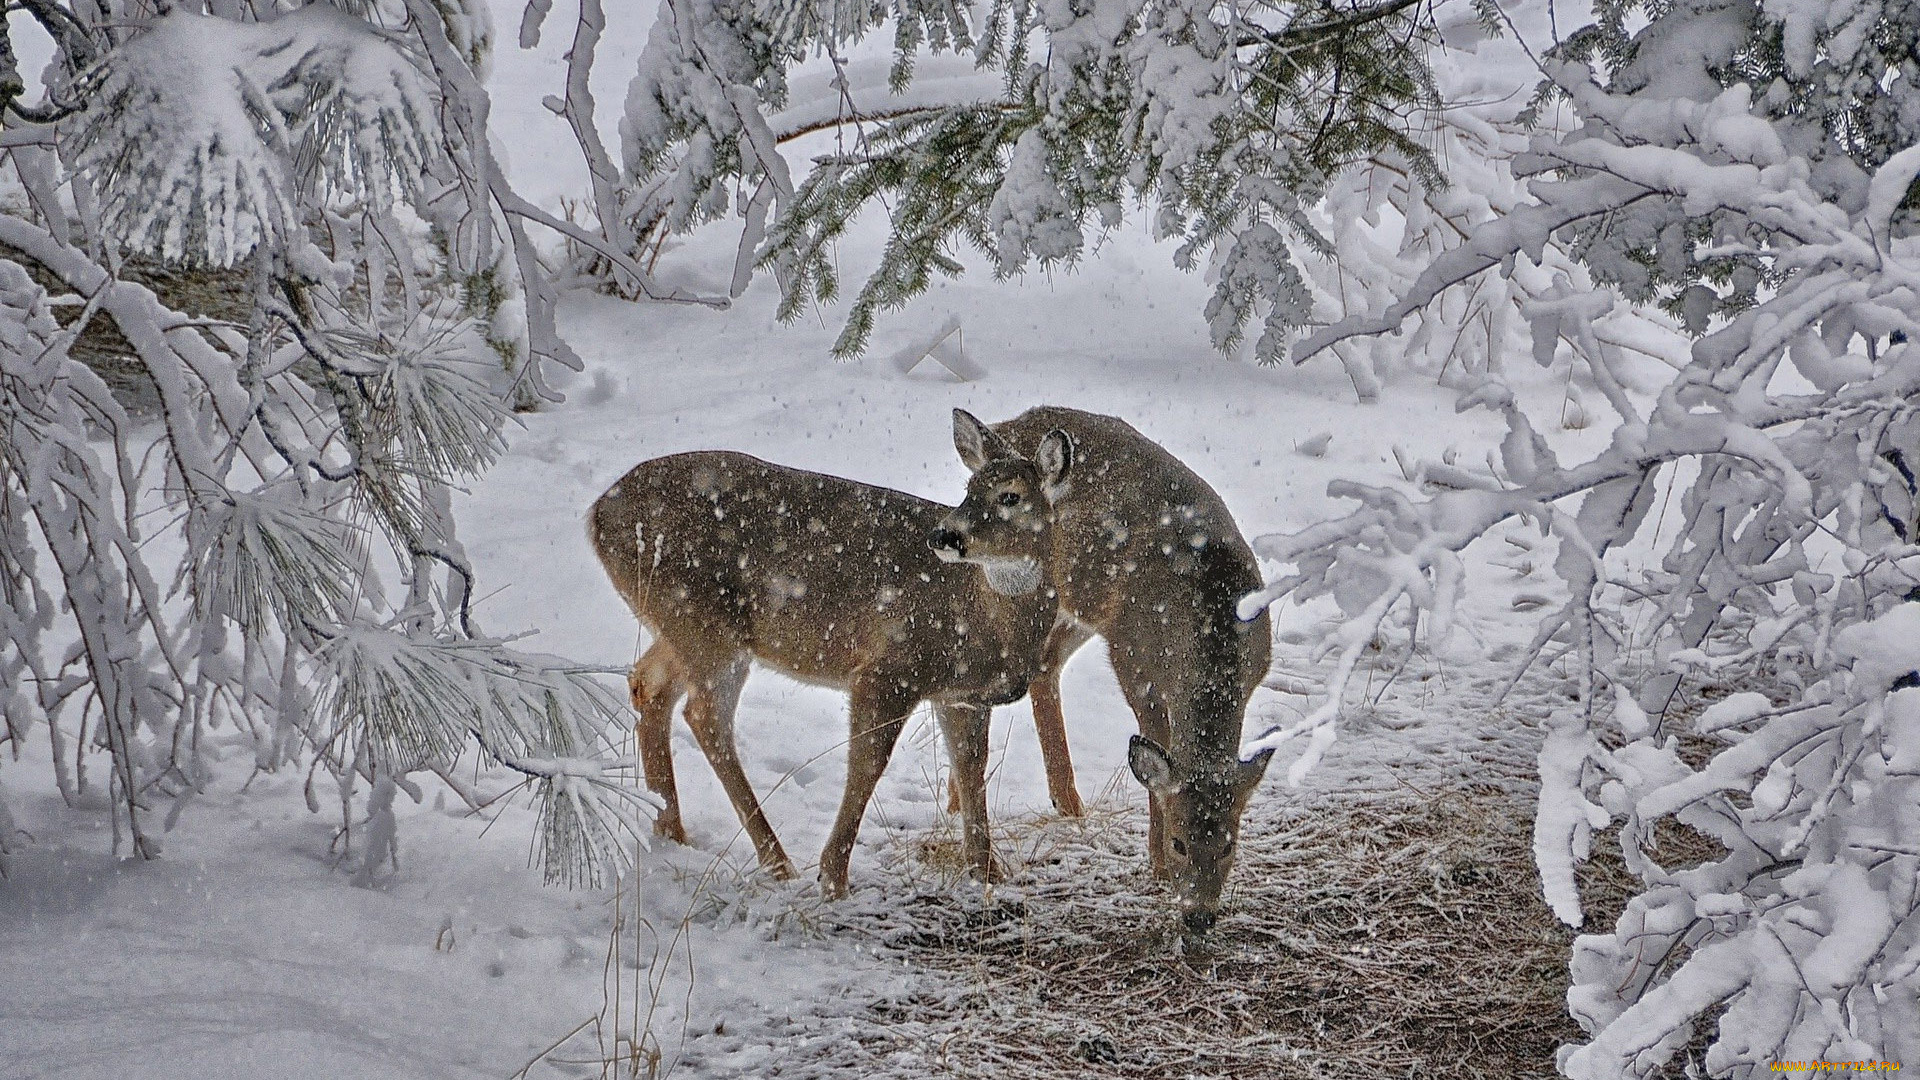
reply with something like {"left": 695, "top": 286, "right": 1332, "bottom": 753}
{"left": 1231, "top": 0, "right": 1429, "bottom": 52}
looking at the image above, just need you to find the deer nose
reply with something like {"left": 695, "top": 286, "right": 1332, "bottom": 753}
{"left": 1182, "top": 908, "right": 1217, "bottom": 934}
{"left": 928, "top": 527, "right": 965, "bottom": 556}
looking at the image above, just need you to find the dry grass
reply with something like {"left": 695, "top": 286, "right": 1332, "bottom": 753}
{"left": 534, "top": 663, "right": 1744, "bottom": 1079}
{"left": 809, "top": 776, "right": 1659, "bottom": 1079}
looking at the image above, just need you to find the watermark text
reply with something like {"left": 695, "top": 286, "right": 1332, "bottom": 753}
{"left": 1768, "top": 1063, "right": 1901, "bottom": 1073}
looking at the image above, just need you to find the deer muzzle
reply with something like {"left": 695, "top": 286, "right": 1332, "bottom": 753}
{"left": 1182, "top": 907, "right": 1218, "bottom": 933}
{"left": 927, "top": 524, "right": 967, "bottom": 561}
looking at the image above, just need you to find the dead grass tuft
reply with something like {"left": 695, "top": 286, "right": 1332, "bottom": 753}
{"left": 817, "top": 779, "right": 1633, "bottom": 1079}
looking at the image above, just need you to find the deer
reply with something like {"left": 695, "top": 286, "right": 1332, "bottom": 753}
{"left": 586, "top": 428, "right": 1074, "bottom": 899}
{"left": 939, "top": 407, "right": 1275, "bottom": 933}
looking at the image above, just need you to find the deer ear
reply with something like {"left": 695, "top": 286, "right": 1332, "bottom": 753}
{"left": 1236, "top": 746, "right": 1275, "bottom": 797}
{"left": 953, "top": 409, "right": 1016, "bottom": 473}
{"left": 1128, "top": 735, "right": 1176, "bottom": 795}
{"left": 1037, "top": 429, "right": 1074, "bottom": 500}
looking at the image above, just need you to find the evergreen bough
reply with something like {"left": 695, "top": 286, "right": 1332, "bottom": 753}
{"left": 621, "top": 0, "right": 1442, "bottom": 361}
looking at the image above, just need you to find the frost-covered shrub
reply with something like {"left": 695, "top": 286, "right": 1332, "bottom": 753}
{"left": 1241, "top": 0, "right": 1920, "bottom": 1074}
{"left": 0, "top": 2, "right": 649, "bottom": 885}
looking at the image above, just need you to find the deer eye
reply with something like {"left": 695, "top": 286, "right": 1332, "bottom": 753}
{"left": 996, "top": 491, "right": 1022, "bottom": 507}
{"left": 1171, "top": 837, "right": 1188, "bottom": 856}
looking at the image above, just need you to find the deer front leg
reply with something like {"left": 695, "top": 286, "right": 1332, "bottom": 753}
{"left": 943, "top": 674, "right": 1077, "bottom": 819}
{"left": 630, "top": 642, "right": 688, "bottom": 844}
{"left": 1145, "top": 793, "right": 1169, "bottom": 880}
{"left": 935, "top": 701, "right": 999, "bottom": 884}
{"left": 1031, "top": 619, "right": 1094, "bottom": 816}
{"left": 1112, "top": 648, "right": 1174, "bottom": 880}
{"left": 1027, "top": 673, "right": 1083, "bottom": 818}
{"left": 946, "top": 618, "right": 1092, "bottom": 817}
{"left": 819, "top": 674, "right": 917, "bottom": 899}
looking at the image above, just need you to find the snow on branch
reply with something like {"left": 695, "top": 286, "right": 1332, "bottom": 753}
{"left": 0, "top": 3, "right": 650, "bottom": 889}
{"left": 70, "top": 7, "right": 442, "bottom": 267}
{"left": 615, "top": 0, "right": 1440, "bottom": 359}
{"left": 0, "top": 257, "right": 173, "bottom": 858}
{"left": 313, "top": 624, "right": 654, "bottom": 886}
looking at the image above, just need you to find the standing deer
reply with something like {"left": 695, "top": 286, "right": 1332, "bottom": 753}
{"left": 941, "top": 407, "right": 1274, "bottom": 932}
{"left": 587, "top": 431, "right": 1072, "bottom": 898}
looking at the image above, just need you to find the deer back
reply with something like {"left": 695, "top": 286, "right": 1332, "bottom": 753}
{"left": 588, "top": 451, "right": 1053, "bottom": 702}
{"left": 991, "top": 406, "right": 1272, "bottom": 732}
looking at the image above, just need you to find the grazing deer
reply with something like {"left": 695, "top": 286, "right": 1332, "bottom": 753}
{"left": 942, "top": 407, "right": 1274, "bottom": 932}
{"left": 587, "top": 433, "right": 1072, "bottom": 898}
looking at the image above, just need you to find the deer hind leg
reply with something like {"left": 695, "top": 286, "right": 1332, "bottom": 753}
{"left": 819, "top": 674, "right": 918, "bottom": 899}
{"left": 630, "top": 641, "right": 689, "bottom": 844}
{"left": 935, "top": 701, "right": 1000, "bottom": 884}
{"left": 681, "top": 654, "right": 794, "bottom": 879}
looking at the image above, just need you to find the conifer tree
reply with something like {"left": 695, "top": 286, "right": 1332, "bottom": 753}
{"left": 0, "top": 1, "right": 652, "bottom": 885}
{"left": 617, "top": 0, "right": 1443, "bottom": 361}
{"left": 1249, "top": 1, "right": 1920, "bottom": 1072}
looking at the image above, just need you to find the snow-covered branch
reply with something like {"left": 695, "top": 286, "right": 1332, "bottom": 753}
{"left": 1254, "top": 0, "right": 1920, "bottom": 1071}
{"left": 611, "top": 0, "right": 1439, "bottom": 358}
{"left": 0, "top": 1, "right": 648, "bottom": 887}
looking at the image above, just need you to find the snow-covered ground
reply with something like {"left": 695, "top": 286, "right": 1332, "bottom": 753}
{"left": 1, "top": 9, "right": 1612, "bottom": 1080}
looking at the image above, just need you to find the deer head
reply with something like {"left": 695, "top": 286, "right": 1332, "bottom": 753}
{"left": 1129, "top": 732, "right": 1274, "bottom": 932}
{"left": 928, "top": 409, "right": 1072, "bottom": 596}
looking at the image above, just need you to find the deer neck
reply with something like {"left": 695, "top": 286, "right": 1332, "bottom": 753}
{"left": 1169, "top": 541, "right": 1262, "bottom": 774}
{"left": 980, "top": 556, "right": 1045, "bottom": 597}
{"left": 963, "top": 556, "right": 1059, "bottom": 683}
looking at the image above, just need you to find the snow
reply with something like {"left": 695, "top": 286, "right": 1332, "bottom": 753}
{"left": 1832, "top": 604, "right": 1920, "bottom": 692}
{"left": 22, "top": 1, "right": 1903, "bottom": 1077}
{"left": 0, "top": 765, "right": 605, "bottom": 1079}
{"left": 986, "top": 128, "right": 1083, "bottom": 271}
{"left": 1694, "top": 691, "right": 1777, "bottom": 735}
{"left": 1, "top": 42, "right": 1571, "bottom": 1063}
{"left": 1534, "top": 709, "right": 1607, "bottom": 927}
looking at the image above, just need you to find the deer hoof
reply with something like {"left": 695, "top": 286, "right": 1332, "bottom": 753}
{"left": 653, "top": 815, "right": 688, "bottom": 845}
